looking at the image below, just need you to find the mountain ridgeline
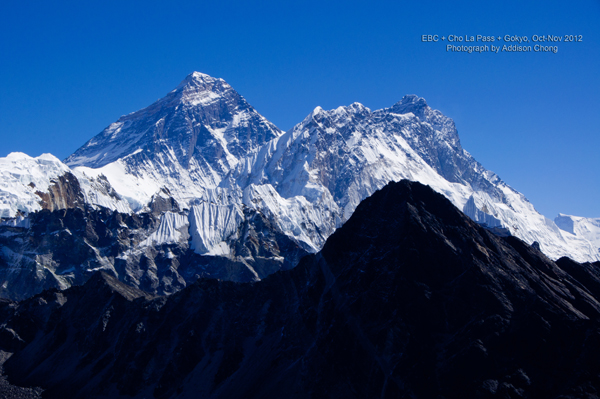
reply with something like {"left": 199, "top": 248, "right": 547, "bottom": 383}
{"left": 0, "top": 71, "right": 598, "bottom": 301}
{"left": 1, "top": 181, "right": 599, "bottom": 398}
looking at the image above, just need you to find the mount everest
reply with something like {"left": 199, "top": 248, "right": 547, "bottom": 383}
{"left": 0, "top": 71, "right": 598, "bottom": 300}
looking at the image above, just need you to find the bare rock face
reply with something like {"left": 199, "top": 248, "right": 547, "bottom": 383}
{"left": 147, "top": 188, "right": 180, "bottom": 216}
{"left": 1, "top": 180, "right": 599, "bottom": 398}
{"left": 35, "top": 172, "right": 85, "bottom": 212}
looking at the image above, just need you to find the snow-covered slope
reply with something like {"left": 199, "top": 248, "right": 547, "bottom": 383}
{"left": 0, "top": 153, "right": 70, "bottom": 218}
{"left": 65, "top": 72, "right": 282, "bottom": 209}
{"left": 556, "top": 214, "right": 600, "bottom": 253}
{"left": 0, "top": 152, "right": 130, "bottom": 219}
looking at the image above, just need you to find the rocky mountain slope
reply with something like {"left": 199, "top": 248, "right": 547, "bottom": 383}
{"left": 1, "top": 180, "right": 599, "bottom": 398}
{"left": 0, "top": 192, "right": 307, "bottom": 300}
{"left": 0, "top": 72, "right": 598, "bottom": 301}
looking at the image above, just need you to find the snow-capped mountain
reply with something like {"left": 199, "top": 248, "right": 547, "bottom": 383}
{"left": 65, "top": 72, "right": 282, "bottom": 209}
{"left": 0, "top": 72, "right": 598, "bottom": 299}
{"left": 225, "top": 94, "right": 599, "bottom": 261}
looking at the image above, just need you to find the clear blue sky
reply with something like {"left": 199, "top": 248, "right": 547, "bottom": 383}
{"left": 1, "top": 0, "right": 598, "bottom": 218}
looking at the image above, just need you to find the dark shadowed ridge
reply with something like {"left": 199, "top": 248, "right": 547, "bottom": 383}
{"left": 84, "top": 271, "right": 155, "bottom": 301}
{"left": 1, "top": 180, "right": 600, "bottom": 398}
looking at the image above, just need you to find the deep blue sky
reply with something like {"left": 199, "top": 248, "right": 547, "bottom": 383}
{"left": 1, "top": 0, "right": 598, "bottom": 218}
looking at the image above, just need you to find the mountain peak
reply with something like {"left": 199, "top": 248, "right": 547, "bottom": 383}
{"left": 65, "top": 71, "right": 282, "bottom": 194}
{"left": 173, "top": 72, "right": 235, "bottom": 104}
{"left": 176, "top": 71, "right": 224, "bottom": 90}
{"left": 189, "top": 71, "right": 215, "bottom": 80}
{"left": 334, "top": 102, "right": 370, "bottom": 116}
{"left": 399, "top": 94, "right": 427, "bottom": 105}
{"left": 390, "top": 94, "right": 429, "bottom": 116}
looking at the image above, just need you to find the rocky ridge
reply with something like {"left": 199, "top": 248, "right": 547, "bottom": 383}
{"left": 1, "top": 181, "right": 599, "bottom": 398}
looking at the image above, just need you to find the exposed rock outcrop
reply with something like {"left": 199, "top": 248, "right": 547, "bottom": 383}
{"left": 35, "top": 172, "right": 85, "bottom": 212}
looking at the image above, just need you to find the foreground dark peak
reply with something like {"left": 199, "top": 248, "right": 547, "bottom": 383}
{"left": 1, "top": 180, "right": 600, "bottom": 398}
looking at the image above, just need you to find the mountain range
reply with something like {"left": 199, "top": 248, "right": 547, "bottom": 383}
{"left": 0, "top": 71, "right": 598, "bottom": 301}
{"left": 1, "top": 180, "right": 599, "bottom": 398}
